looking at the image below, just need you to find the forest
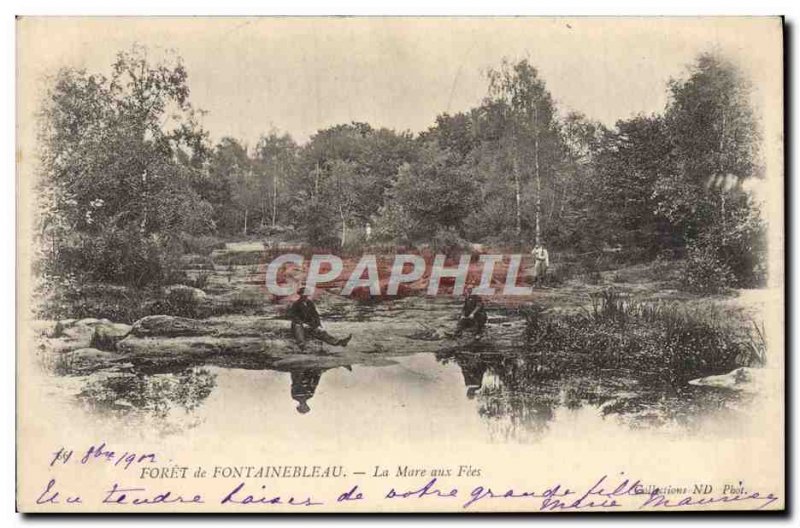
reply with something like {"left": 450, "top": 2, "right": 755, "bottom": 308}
{"left": 36, "top": 47, "right": 766, "bottom": 303}
{"left": 28, "top": 44, "right": 776, "bottom": 430}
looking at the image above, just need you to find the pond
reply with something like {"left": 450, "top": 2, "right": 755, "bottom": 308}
{"left": 70, "top": 350, "right": 751, "bottom": 445}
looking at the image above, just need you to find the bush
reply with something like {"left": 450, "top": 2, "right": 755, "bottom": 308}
{"left": 524, "top": 289, "right": 762, "bottom": 383}
{"left": 180, "top": 234, "right": 226, "bottom": 256}
{"left": 542, "top": 261, "right": 576, "bottom": 286}
{"left": 291, "top": 198, "right": 340, "bottom": 249}
{"left": 171, "top": 270, "right": 212, "bottom": 290}
{"left": 253, "top": 223, "right": 297, "bottom": 242}
{"left": 712, "top": 197, "right": 767, "bottom": 288}
{"left": 162, "top": 287, "right": 203, "bottom": 318}
{"left": 431, "top": 227, "right": 470, "bottom": 255}
{"left": 680, "top": 194, "right": 767, "bottom": 292}
{"left": 38, "top": 279, "right": 159, "bottom": 323}
{"left": 580, "top": 258, "right": 603, "bottom": 285}
{"left": 191, "top": 271, "right": 211, "bottom": 290}
{"left": 682, "top": 243, "right": 735, "bottom": 294}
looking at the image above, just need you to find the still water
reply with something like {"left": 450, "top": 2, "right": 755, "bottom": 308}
{"left": 72, "top": 351, "right": 750, "bottom": 445}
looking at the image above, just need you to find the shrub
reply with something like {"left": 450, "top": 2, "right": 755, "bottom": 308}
{"left": 431, "top": 227, "right": 470, "bottom": 255}
{"left": 542, "top": 261, "right": 575, "bottom": 286}
{"left": 180, "top": 234, "right": 226, "bottom": 256}
{"left": 525, "top": 289, "right": 762, "bottom": 384}
{"left": 179, "top": 253, "right": 215, "bottom": 271}
{"left": 192, "top": 272, "right": 211, "bottom": 290}
{"left": 292, "top": 198, "right": 340, "bottom": 248}
{"left": 682, "top": 243, "right": 736, "bottom": 294}
{"left": 679, "top": 194, "right": 767, "bottom": 292}
{"left": 38, "top": 278, "right": 153, "bottom": 323}
{"left": 172, "top": 270, "right": 212, "bottom": 290}
{"left": 581, "top": 259, "right": 603, "bottom": 285}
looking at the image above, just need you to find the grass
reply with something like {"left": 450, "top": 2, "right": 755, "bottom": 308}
{"left": 523, "top": 288, "right": 765, "bottom": 384}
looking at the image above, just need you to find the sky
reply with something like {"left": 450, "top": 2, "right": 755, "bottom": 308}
{"left": 18, "top": 17, "right": 781, "bottom": 146}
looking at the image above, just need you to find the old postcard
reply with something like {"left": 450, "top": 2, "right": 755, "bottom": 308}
{"left": 16, "top": 17, "right": 784, "bottom": 512}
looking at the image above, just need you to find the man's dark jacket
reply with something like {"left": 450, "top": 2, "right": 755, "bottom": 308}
{"left": 462, "top": 295, "right": 485, "bottom": 318}
{"left": 288, "top": 298, "right": 322, "bottom": 328}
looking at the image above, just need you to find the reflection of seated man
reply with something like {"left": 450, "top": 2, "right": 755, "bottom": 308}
{"left": 287, "top": 287, "right": 352, "bottom": 350}
{"left": 454, "top": 286, "right": 487, "bottom": 338}
{"left": 455, "top": 354, "right": 488, "bottom": 399}
{"left": 290, "top": 369, "right": 323, "bottom": 414}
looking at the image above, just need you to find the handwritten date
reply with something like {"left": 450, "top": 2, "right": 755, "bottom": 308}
{"left": 49, "top": 442, "right": 157, "bottom": 470}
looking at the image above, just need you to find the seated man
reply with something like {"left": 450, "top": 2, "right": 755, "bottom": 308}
{"left": 454, "top": 286, "right": 488, "bottom": 338}
{"left": 287, "top": 287, "right": 352, "bottom": 349}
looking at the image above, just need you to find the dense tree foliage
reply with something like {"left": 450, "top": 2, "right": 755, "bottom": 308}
{"left": 38, "top": 47, "right": 213, "bottom": 285}
{"left": 37, "top": 48, "right": 766, "bottom": 291}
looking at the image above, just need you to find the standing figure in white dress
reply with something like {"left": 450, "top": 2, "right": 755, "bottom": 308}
{"left": 531, "top": 242, "right": 549, "bottom": 287}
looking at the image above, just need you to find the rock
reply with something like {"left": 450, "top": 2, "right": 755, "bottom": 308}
{"left": 90, "top": 322, "right": 133, "bottom": 351}
{"left": 116, "top": 314, "right": 458, "bottom": 371}
{"left": 61, "top": 325, "right": 95, "bottom": 343}
{"left": 688, "top": 367, "right": 765, "bottom": 393}
{"left": 130, "top": 315, "right": 285, "bottom": 338}
{"left": 30, "top": 320, "right": 68, "bottom": 337}
{"left": 43, "top": 348, "right": 124, "bottom": 375}
{"left": 117, "top": 335, "right": 285, "bottom": 360}
{"left": 130, "top": 315, "right": 218, "bottom": 338}
{"left": 55, "top": 317, "right": 118, "bottom": 342}
{"left": 165, "top": 284, "right": 207, "bottom": 302}
{"left": 70, "top": 348, "right": 123, "bottom": 370}
{"left": 225, "top": 241, "right": 266, "bottom": 252}
{"left": 35, "top": 318, "right": 132, "bottom": 357}
{"left": 40, "top": 318, "right": 108, "bottom": 352}
{"left": 40, "top": 337, "right": 84, "bottom": 355}
{"left": 74, "top": 318, "right": 106, "bottom": 326}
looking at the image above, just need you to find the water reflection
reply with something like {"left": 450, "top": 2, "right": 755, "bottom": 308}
{"left": 437, "top": 350, "right": 561, "bottom": 441}
{"left": 71, "top": 351, "right": 747, "bottom": 441}
{"left": 450, "top": 353, "right": 488, "bottom": 400}
{"left": 290, "top": 369, "right": 323, "bottom": 414}
{"left": 435, "top": 348, "right": 750, "bottom": 439}
{"left": 77, "top": 367, "right": 217, "bottom": 420}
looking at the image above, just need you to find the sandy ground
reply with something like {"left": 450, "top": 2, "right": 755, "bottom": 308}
{"left": 32, "top": 240, "right": 768, "bottom": 377}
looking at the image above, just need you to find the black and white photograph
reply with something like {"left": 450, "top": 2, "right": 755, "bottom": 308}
{"left": 15, "top": 16, "right": 785, "bottom": 513}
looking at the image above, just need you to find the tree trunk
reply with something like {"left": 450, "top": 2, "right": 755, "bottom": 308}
{"left": 340, "top": 206, "right": 347, "bottom": 248}
{"left": 533, "top": 106, "right": 541, "bottom": 245}
{"left": 719, "top": 106, "right": 727, "bottom": 241}
{"left": 243, "top": 208, "right": 248, "bottom": 236}
{"left": 260, "top": 198, "right": 267, "bottom": 228}
{"left": 272, "top": 176, "right": 278, "bottom": 227}
{"left": 514, "top": 168, "right": 522, "bottom": 240}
